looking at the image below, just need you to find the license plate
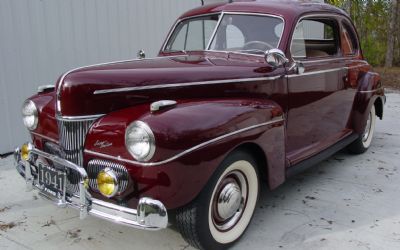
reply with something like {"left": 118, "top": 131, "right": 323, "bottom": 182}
{"left": 38, "top": 162, "right": 66, "bottom": 195}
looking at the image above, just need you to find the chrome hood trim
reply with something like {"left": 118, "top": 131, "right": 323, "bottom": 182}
{"left": 93, "top": 75, "right": 282, "bottom": 95}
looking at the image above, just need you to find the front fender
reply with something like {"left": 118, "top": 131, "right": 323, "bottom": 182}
{"left": 85, "top": 98, "right": 283, "bottom": 163}
{"left": 84, "top": 98, "right": 285, "bottom": 209}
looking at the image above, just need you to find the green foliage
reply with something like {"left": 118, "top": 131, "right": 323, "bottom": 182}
{"left": 326, "top": 0, "right": 394, "bottom": 66}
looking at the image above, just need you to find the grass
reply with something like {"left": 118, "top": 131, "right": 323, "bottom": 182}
{"left": 374, "top": 67, "right": 400, "bottom": 90}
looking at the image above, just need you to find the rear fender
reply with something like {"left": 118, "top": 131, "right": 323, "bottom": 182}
{"left": 352, "top": 72, "right": 385, "bottom": 134}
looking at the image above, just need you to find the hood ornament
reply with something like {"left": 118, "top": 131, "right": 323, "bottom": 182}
{"left": 137, "top": 49, "right": 146, "bottom": 59}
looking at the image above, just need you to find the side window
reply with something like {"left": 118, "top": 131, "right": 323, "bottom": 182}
{"left": 341, "top": 21, "right": 359, "bottom": 56}
{"left": 169, "top": 17, "right": 218, "bottom": 51}
{"left": 226, "top": 25, "right": 245, "bottom": 48}
{"left": 185, "top": 20, "right": 216, "bottom": 50}
{"left": 291, "top": 18, "right": 340, "bottom": 59}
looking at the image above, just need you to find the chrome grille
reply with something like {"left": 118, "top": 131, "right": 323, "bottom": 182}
{"left": 56, "top": 117, "right": 97, "bottom": 194}
{"left": 87, "top": 159, "right": 129, "bottom": 194}
{"left": 57, "top": 118, "right": 96, "bottom": 166}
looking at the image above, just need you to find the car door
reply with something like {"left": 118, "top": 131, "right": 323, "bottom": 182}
{"left": 285, "top": 16, "right": 355, "bottom": 166}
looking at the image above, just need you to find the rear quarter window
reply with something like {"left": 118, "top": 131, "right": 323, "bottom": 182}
{"left": 341, "top": 20, "right": 359, "bottom": 56}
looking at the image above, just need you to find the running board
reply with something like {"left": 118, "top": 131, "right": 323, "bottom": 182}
{"left": 286, "top": 133, "right": 359, "bottom": 178}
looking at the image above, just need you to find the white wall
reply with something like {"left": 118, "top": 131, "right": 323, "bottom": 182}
{"left": 0, "top": 0, "right": 199, "bottom": 154}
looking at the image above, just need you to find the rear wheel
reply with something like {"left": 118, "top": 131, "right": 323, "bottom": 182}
{"left": 348, "top": 105, "right": 376, "bottom": 154}
{"left": 176, "top": 151, "right": 259, "bottom": 250}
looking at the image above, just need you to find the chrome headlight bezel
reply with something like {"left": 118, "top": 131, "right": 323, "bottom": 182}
{"left": 125, "top": 121, "right": 156, "bottom": 162}
{"left": 22, "top": 100, "right": 38, "bottom": 131}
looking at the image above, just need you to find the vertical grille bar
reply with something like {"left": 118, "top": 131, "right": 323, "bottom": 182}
{"left": 56, "top": 117, "right": 97, "bottom": 194}
{"left": 57, "top": 118, "right": 94, "bottom": 166}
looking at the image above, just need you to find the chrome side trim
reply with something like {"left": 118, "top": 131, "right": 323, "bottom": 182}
{"left": 299, "top": 58, "right": 369, "bottom": 65}
{"left": 287, "top": 67, "right": 344, "bottom": 78}
{"left": 300, "top": 57, "right": 347, "bottom": 64}
{"left": 85, "top": 116, "right": 285, "bottom": 167}
{"left": 31, "top": 132, "right": 59, "bottom": 144}
{"left": 94, "top": 76, "right": 282, "bottom": 95}
{"left": 286, "top": 64, "right": 370, "bottom": 78}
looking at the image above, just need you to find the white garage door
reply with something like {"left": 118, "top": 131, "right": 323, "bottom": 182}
{"left": 0, "top": 0, "right": 199, "bottom": 154}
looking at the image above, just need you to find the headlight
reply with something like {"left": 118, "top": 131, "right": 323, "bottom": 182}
{"left": 22, "top": 100, "right": 38, "bottom": 130}
{"left": 125, "top": 121, "right": 155, "bottom": 162}
{"left": 97, "top": 168, "right": 119, "bottom": 197}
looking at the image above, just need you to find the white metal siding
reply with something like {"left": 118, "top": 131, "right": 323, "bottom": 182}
{"left": 0, "top": 0, "right": 199, "bottom": 153}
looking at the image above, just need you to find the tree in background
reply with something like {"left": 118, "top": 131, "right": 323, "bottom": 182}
{"left": 385, "top": 0, "right": 398, "bottom": 67}
{"left": 326, "top": 0, "right": 399, "bottom": 67}
{"left": 393, "top": 1, "right": 400, "bottom": 65}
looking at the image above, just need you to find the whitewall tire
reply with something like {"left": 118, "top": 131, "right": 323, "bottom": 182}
{"left": 176, "top": 150, "right": 260, "bottom": 250}
{"left": 348, "top": 105, "right": 376, "bottom": 154}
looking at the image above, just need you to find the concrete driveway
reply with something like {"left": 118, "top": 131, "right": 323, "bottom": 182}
{"left": 1, "top": 92, "right": 399, "bottom": 250}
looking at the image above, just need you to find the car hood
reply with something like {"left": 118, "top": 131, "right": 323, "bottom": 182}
{"left": 57, "top": 52, "right": 276, "bottom": 116}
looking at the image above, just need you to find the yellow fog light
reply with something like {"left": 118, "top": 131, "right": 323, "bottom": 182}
{"left": 21, "top": 143, "right": 33, "bottom": 161}
{"left": 97, "top": 168, "right": 119, "bottom": 198}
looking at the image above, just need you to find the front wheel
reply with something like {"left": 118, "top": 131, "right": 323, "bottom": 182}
{"left": 176, "top": 151, "right": 259, "bottom": 250}
{"left": 348, "top": 105, "right": 376, "bottom": 154}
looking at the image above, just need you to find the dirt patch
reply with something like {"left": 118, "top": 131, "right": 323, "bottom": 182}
{"left": 374, "top": 67, "right": 400, "bottom": 90}
{"left": 67, "top": 229, "right": 81, "bottom": 239}
{"left": 305, "top": 196, "right": 317, "bottom": 200}
{"left": 42, "top": 219, "right": 56, "bottom": 227}
{"left": 0, "top": 207, "right": 10, "bottom": 213}
{"left": 0, "top": 222, "right": 16, "bottom": 232}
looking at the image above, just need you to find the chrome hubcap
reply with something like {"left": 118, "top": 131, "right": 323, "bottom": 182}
{"left": 363, "top": 112, "right": 372, "bottom": 142}
{"left": 212, "top": 170, "right": 247, "bottom": 231}
{"left": 217, "top": 183, "right": 242, "bottom": 220}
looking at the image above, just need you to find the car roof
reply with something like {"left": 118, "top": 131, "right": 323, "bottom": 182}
{"left": 180, "top": 0, "right": 348, "bottom": 20}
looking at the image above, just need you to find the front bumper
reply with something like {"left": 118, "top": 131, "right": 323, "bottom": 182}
{"left": 14, "top": 145, "right": 168, "bottom": 230}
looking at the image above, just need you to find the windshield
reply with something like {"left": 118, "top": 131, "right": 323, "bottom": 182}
{"left": 164, "top": 13, "right": 284, "bottom": 55}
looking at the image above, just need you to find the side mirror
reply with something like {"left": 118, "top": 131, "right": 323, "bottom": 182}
{"left": 264, "top": 49, "right": 289, "bottom": 68}
{"left": 137, "top": 49, "right": 146, "bottom": 59}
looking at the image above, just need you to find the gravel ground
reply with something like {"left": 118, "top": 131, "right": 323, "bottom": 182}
{"left": 0, "top": 92, "right": 399, "bottom": 250}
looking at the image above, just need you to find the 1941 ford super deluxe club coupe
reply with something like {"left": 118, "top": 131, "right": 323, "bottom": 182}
{"left": 14, "top": 1, "right": 385, "bottom": 249}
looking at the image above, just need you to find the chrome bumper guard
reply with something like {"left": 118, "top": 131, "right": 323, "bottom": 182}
{"left": 14, "top": 146, "right": 168, "bottom": 230}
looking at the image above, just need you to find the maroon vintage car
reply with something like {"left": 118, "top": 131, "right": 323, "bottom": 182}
{"left": 15, "top": 0, "right": 385, "bottom": 249}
